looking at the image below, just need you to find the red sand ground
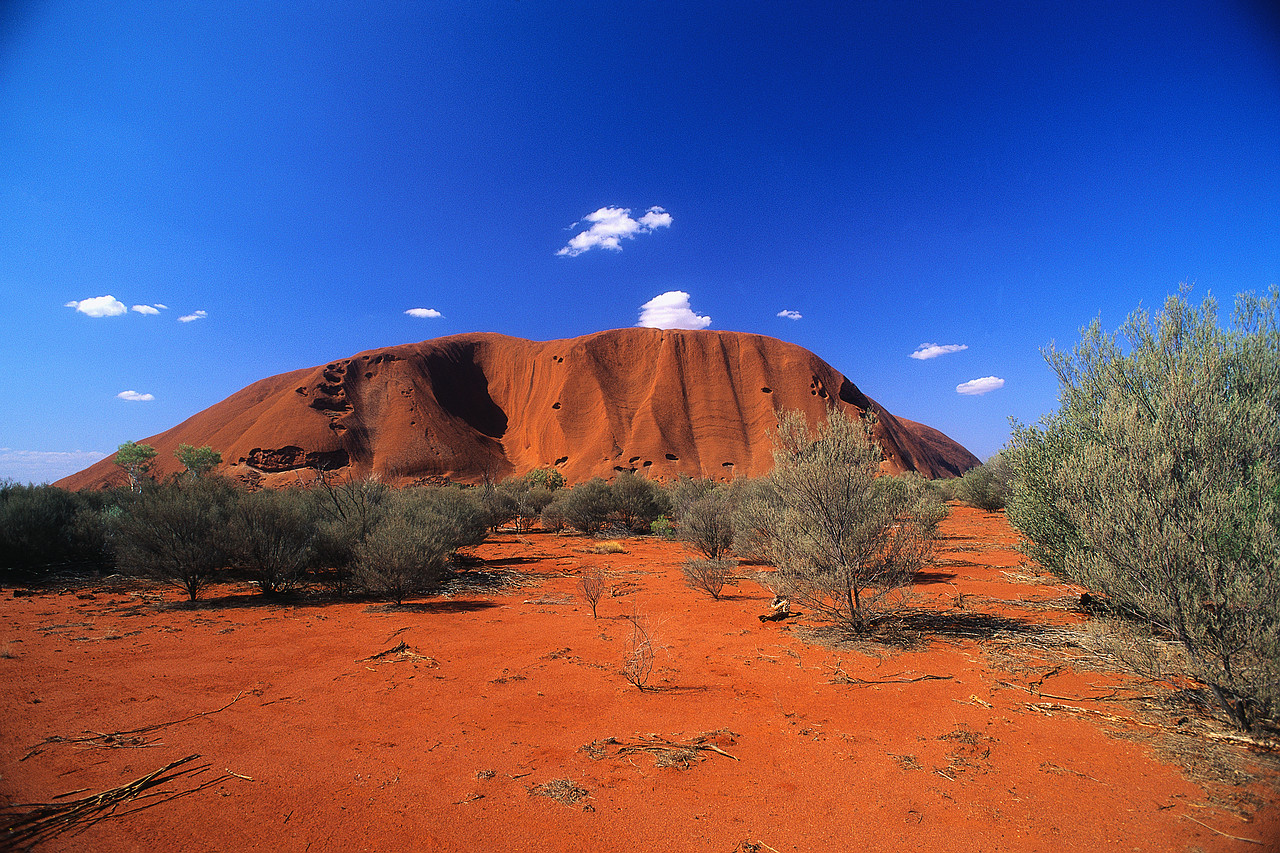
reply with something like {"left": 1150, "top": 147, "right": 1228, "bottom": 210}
{"left": 57, "top": 329, "right": 979, "bottom": 491}
{"left": 2, "top": 506, "right": 1276, "bottom": 852}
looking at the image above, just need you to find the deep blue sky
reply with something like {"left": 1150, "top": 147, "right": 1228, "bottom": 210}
{"left": 2, "top": 1, "right": 1278, "bottom": 483}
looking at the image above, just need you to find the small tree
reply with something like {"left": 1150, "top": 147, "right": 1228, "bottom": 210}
{"left": 525, "top": 468, "right": 566, "bottom": 491}
{"left": 115, "top": 441, "right": 157, "bottom": 492}
{"left": 743, "top": 409, "right": 937, "bottom": 632}
{"left": 550, "top": 478, "right": 615, "bottom": 534}
{"left": 1006, "top": 288, "right": 1280, "bottom": 733}
{"left": 175, "top": 444, "right": 222, "bottom": 478}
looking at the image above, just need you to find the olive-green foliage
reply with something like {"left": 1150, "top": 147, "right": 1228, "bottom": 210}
{"left": 667, "top": 475, "right": 719, "bottom": 519}
{"left": 955, "top": 454, "right": 1010, "bottom": 511}
{"left": 524, "top": 468, "right": 566, "bottom": 491}
{"left": 480, "top": 482, "right": 518, "bottom": 531}
{"left": 649, "top": 515, "right": 676, "bottom": 539}
{"left": 0, "top": 483, "right": 116, "bottom": 571}
{"left": 728, "top": 477, "right": 775, "bottom": 561}
{"left": 610, "top": 471, "right": 671, "bottom": 532}
{"left": 492, "top": 477, "right": 555, "bottom": 532}
{"left": 930, "top": 476, "right": 960, "bottom": 502}
{"left": 114, "top": 441, "right": 157, "bottom": 492}
{"left": 309, "top": 476, "right": 390, "bottom": 592}
{"left": 1005, "top": 289, "right": 1280, "bottom": 733}
{"left": 229, "top": 488, "right": 316, "bottom": 594}
{"left": 677, "top": 489, "right": 735, "bottom": 560}
{"left": 546, "top": 478, "right": 615, "bottom": 534}
{"left": 112, "top": 477, "right": 238, "bottom": 600}
{"left": 352, "top": 486, "right": 488, "bottom": 603}
{"left": 742, "top": 409, "right": 938, "bottom": 632}
{"left": 175, "top": 444, "right": 222, "bottom": 478}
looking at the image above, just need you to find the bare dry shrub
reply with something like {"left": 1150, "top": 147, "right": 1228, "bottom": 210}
{"left": 623, "top": 614, "right": 655, "bottom": 691}
{"left": 578, "top": 570, "right": 606, "bottom": 618}
{"left": 681, "top": 558, "right": 732, "bottom": 600}
{"left": 530, "top": 778, "right": 589, "bottom": 807}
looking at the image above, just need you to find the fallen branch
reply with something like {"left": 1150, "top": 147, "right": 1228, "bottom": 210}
{"left": 1181, "top": 814, "right": 1263, "bottom": 845}
{"left": 580, "top": 731, "right": 740, "bottom": 769}
{"left": 23, "top": 693, "right": 246, "bottom": 758}
{"left": 358, "top": 641, "right": 435, "bottom": 664}
{"left": 831, "top": 671, "right": 953, "bottom": 686}
{"left": 1, "top": 754, "right": 234, "bottom": 848}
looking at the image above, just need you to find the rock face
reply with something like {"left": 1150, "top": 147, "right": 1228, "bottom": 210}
{"left": 57, "top": 329, "right": 979, "bottom": 489}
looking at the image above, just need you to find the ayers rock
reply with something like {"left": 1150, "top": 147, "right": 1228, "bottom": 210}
{"left": 58, "top": 329, "right": 979, "bottom": 489}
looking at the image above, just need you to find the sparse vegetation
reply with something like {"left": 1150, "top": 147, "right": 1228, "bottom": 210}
{"left": 680, "top": 558, "right": 733, "bottom": 600}
{"left": 622, "top": 613, "right": 656, "bottom": 691}
{"left": 578, "top": 569, "right": 606, "bottom": 618}
{"left": 677, "top": 489, "right": 735, "bottom": 560}
{"left": 955, "top": 453, "right": 1010, "bottom": 511}
{"left": 114, "top": 441, "right": 157, "bottom": 492}
{"left": 174, "top": 444, "right": 222, "bottom": 478}
{"left": 228, "top": 487, "right": 316, "bottom": 594}
{"left": 1005, "top": 288, "right": 1280, "bottom": 733}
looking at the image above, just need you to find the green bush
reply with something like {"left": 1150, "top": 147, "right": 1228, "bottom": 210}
{"left": 955, "top": 454, "right": 1010, "bottom": 511}
{"left": 547, "top": 478, "right": 615, "bottom": 534}
{"left": 0, "top": 483, "right": 110, "bottom": 571}
{"left": 739, "top": 409, "right": 938, "bottom": 632}
{"left": 610, "top": 471, "right": 671, "bottom": 532}
{"left": 677, "top": 490, "right": 735, "bottom": 560}
{"left": 229, "top": 487, "right": 316, "bottom": 594}
{"left": 112, "top": 478, "right": 238, "bottom": 600}
{"left": 1006, "top": 289, "right": 1280, "bottom": 733}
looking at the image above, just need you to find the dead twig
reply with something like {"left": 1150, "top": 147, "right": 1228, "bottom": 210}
{"left": 580, "top": 731, "right": 739, "bottom": 769}
{"left": 831, "top": 670, "right": 953, "bottom": 686}
{"left": 358, "top": 641, "right": 435, "bottom": 664}
{"left": 1181, "top": 814, "right": 1263, "bottom": 845}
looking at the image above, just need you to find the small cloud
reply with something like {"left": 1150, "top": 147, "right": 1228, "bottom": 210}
{"left": 66, "top": 295, "right": 127, "bottom": 318}
{"left": 131, "top": 304, "right": 161, "bottom": 315}
{"left": 557, "top": 205, "right": 672, "bottom": 257}
{"left": 117, "top": 390, "right": 155, "bottom": 402}
{"left": 911, "top": 343, "right": 968, "bottom": 360}
{"left": 637, "top": 291, "right": 711, "bottom": 330}
{"left": 154, "top": 303, "right": 169, "bottom": 309}
{"left": 777, "top": 309, "right": 802, "bottom": 320}
{"left": 405, "top": 308, "right": 443, "bottom": 319}
{"left": 956, "top": 376, "right": 1005, "bottom": 396}
{"left": 178, "top": 310, "right": 208, "bottom": 323}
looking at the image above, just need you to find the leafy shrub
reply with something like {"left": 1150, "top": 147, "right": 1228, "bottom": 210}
{"left": 610, "top": 472, "right": 671, "bottom": 532}
{"left": 678, "top": 490, "right": 735, "bottom": 560}
{"left": 175, "top": 444, "right": 222, "bottom": 478}
{"left": 112, "top": 477, "right": 238, "bottom": 600}
{"left": 649, "top": 515, "right": 676, "bottom": 538}
{"left": 739, "top": 409, "right": 938, "bottom": 632}
{"left": 955, "top": 454, "right": 1010, "bottom": 511}
{"left": 524, "top": 468, "right": 566, "bottom": 491}
{"left": 309, "top": 476, "right": 389, "bottom": 592}
{"left": 548, "top": 478, "right": 615, "bottom": 534}
{"left": 229, "top": 487, "right": 316, "bottom": 594}
{"left": 1006, "top": 289, "right": 1280, "bottom": 732}
{"left": 0, "top": 483, "right": 112, "bottom": 572}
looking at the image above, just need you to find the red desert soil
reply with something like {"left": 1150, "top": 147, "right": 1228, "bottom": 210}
{"left": 3, "top": 506, "right": 1276, "bottom": 852}
{"left": 56, "top": 329, "right": 978, "bottom": 491}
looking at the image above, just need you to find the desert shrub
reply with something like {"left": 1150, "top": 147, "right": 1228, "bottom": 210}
{"left": 666, "top": 474, "right": 718, "bottom": 519}
{"left": 680, "top": 558, "right": 733, "bottom": 600}
{"left": 930, "top": 476, "right": 960, "bottom": 502}
{"left": 649, "top": 515, "right": 676, "bottom": 539}
{"left": 353, "top": 486, "right": 488, "bottom": 603}
{"left": 229, "top": 487, "right": 316, "bottom": 594}
{"left": 524, "top": 467, "right": 566, "bottom": 491}
{"left": 480, "top": 481, "right": 518, "bottom": 531}
{"left": 955, "top": 454, "right": 1010, "bottom": 511}
{"left": 550, "top": 478, "right": 615, "bottom": 534}
{"left": 493, "top": 477, "right": 553, "bottom": 532}
{"left": 578, "top": 570, "right": 606, "bottom": 618}
{"left": 1006, "top": 289, "right": 1280, "bottom": 733}
{"left": 740, "top": 409, "right": 938, "bottom": 632}
{"left": 728, "top": 477, "right": 777, "bottom": 561}
{"left": 677, "top": 490, "right": 735, "bottom": 560}
{"left": 0, "top": 483, "right": 109, "bottom": 571}
{"left": 622, "top": 614, "right": 655, "bottom": 691}
{"left": 309, "top": 476, "right": 390, "bottom": 592}
{"left": 112, "top": 477, "right": 237, "bottom": 600}
{"left": 610, "top": 472, "right": 671, "bottom": 532}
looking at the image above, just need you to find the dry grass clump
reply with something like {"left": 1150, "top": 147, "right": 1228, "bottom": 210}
{"left": 530, "top": 778, "right": 590, "bottom": 807}
{"left": 585, "top": 540, "right": 626, "bottom": 555}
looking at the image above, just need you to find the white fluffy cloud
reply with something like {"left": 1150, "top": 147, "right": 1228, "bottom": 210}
{"left": 0, "top": 448, "right": 108, "bottom": 485}
{"left": 777, "top": 309, "right": 802, "bottom": 320}
{"left": 637, "top": 291, "right": 711, "bottom": 330}
{"left": 405, "top": 308, "right": 443, "bottom": 318}
{"left": 131, "top": 304, "right": 163, "bottom": 315}
{"left": 65, "top": 295, "right": 127, "bottom": 318}
{"left": 956, "top": 376, "right": 1005, "bottom": 396}
{"left": 178, "top": 310, "right": 208, "bottom": 323}
{"left": 557, "top": 206, "right": 672, "bottom": 257}
{"left": 117, "top": 390, "right": 155, "bottom": 402}
{"left": 911, "top": 343, "right": 968, "bottom": 360}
